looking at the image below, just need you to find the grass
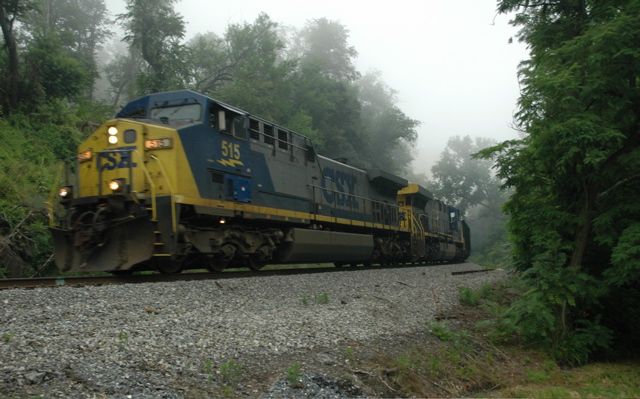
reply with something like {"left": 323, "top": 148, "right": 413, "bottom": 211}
{"left": 301, "top": 291, "right": 330, "bottom": 305}
{"left": 360, "top": 281, "right": 640, "bottom": 398}
{"left": 313, "top": 291, "right": 329, "bottom": 304}
{"left": 487, "top": 362, "right": 640, "bottom": 398}
{"left": 219, "top": 360, "right": 243, "bottom": 386}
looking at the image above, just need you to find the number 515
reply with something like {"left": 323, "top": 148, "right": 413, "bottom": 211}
{"left": 221, "top": 140, "right": 240, "bottom": 159}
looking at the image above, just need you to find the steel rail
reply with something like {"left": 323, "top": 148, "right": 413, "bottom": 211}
{"left": 0, "top": 263, "right": 481, "bottom": 290}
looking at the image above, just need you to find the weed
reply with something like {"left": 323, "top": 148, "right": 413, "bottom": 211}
{"left": 313, "top": 292, "right": 329, "bottom": 304}
{"left": 492, "top": 362, "right": 640, "bottom": 399}
{"left": 459, "top": 286, "right": 480, "bottom": 306}
{"left": 428, "top": 355, "right": 445, "bottom": 376}
{"left": 526, "top": 369, "right": 550, "bottom": 383}
{"left": 543, "top": 359, "right": 556, "bottom": 372}
{"left": 204, "top": 361, "right": 213, "bottom": 383}
{"left": 459, "top": 283, "right": 504, "bottom": 308}
{"left": 2, "top": 333, "right": 14, "bottom": 342}
{"left": 117, "top": 331, "right": 129, "bottom": 346}
{"left": 219, "top": 360, "right": 243, "bottom": 385}
{"left": 287, "top": 362, "right": 305, "bottom": 388}
{"left": 301, "top": 295, "right": 308, "bottom": 305}
{"left": 220, "top": 385, "right": 234, "bottom": 398}
{"left": 429, "top": 321, "right": 457, "bottom": 342}
{"left": 345, "top": 347, "right": 355, "bottom": 363}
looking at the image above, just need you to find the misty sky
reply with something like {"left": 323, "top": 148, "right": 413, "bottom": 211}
{"left": 106, "top": 0, "right": 529, "bottom": 177}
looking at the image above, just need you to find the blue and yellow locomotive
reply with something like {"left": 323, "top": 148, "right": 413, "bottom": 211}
{"left": 49, "top": 90, "right": 470, "bottom": 273}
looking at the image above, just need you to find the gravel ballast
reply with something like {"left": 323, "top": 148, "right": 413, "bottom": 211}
{"left": 0, "top": 263, "right": 507, "bottom": 398}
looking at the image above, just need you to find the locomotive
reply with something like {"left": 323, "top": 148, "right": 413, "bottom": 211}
{"left": 48, "top": 90, "right": 470, "bottom": 274}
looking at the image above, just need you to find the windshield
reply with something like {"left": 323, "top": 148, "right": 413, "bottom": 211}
{"left": 150, "top": 104, "right": 201, "bottom": 122}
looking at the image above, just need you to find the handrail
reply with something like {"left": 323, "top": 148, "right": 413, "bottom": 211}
{"left": 149, "top": 153, "right": 177, "bottom": 234}
{"left": 131, "top": 150, "right": 157, "bottom": 221}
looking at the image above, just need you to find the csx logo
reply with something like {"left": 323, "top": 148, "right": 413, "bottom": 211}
{"left": 99, "top": 146, "right": 138, "bottom": 171}
{"left": 321, "top": 167, "right": 359, "bottom": 208}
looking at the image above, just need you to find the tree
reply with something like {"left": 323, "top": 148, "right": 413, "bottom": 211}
{"left": 56, "top": 0, "right": 112, "bottom": 99}
{"left": 103, "top": 46, "right": 141, "bottom": 109}
{"left": 357, "top": 70, "right": 420, "bottom": 173}
{"left": 294, "top": 17, "right": 359, "bottom": 82}
{"left": 23, "top": 33, "right": 90, "bottom": 102}
{"left": 291, "top": 62, "right": 369, "bottom": 166}
{"left": 287, "top": 19, "right": 369, "bottom": 166}
{"left": 211, "top": 13, "right": 297, "bottom": 122}
{"left": 23, "top": 0, "right": 112, "bottom": 99}
{"left": 480, "top": 0, "right": 640, "bottom": 363}
{"left": 430, "top": 135, "right": 508, "bottom": 256}
{"left": 119, "top": 0, "right": 188, "bottom": 94}
{"left": 0, "top": 0, "right": 38, "bottom": 112}
{"left": 431, "top": 136, "right": 504, "bottom": 217}
{"left": 187, "top": 31, "right": 229, "bottom": 93}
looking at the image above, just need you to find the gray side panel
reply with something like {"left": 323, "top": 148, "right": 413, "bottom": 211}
{"left": 275, "top": 228, "right": 373, "bottom": 263}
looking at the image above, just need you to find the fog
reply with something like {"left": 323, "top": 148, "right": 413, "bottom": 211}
{"left": 106, "top": 0, "right": 529, "bottom": 177}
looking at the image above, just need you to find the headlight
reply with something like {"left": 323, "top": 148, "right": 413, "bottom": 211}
{"left": 108, "top": 179, "right": 126, "bottom": 193}
{"left": 59, "top": 186, "right": 73, "bottom": 198}
{"left": 78, "top": 150, "right": 92, "bottom": 163}
{"left": 108, "top": 126, "right": 118, "bottom": 145}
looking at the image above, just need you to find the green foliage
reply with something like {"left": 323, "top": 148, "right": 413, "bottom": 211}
{"left": 296, "top": 18, "right": 359, "bottom": 82}
{"left": 286, "top": 362, "right": 305, "bottom": 388}
{"left": 429, "top": 135, "right": 509, "bottom": 255}
{"left": 428, "top": 321, "right": 467, "bottom": 343}
{"left": 0, "top": 101, "right": 99, "bottom": 277}
{"left": 468, "top": 237, "right": 512, "bottom": 270}
{"left": 2, "top": 333, "right": 14, "bottom": 343}
{"left": 458, "top": 284, "right": 501, "bottom": 307}
{"left": 301, "top": 292, "right": 329, "bottom": 305}
{"left": 117, "top": 331, "right": 129, "bottom": 347}
{"left": 119, "top": 0, "right": 188, "bottom": 94}
{"left": 23, "top": 34, "right": 91, "bottom": 102}
{"left": 219, "top": 360, "right": 243, "bottom": 385}
{"left": 204, "top": 360, "right": 213, "bottom": 383}
{"left": 21, "top": 0, "right": 112, "bottom": 101}
{"left": 356, "top": 71, "right": 420, "bottom": 174}
{"left": 483, "top": 0, "right": 640, "bottom": 362}
{"left": 313, "top": 291, "right": 329, "bottom": 304}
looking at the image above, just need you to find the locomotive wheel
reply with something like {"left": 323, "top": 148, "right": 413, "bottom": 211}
{"left": 155, "top": 259, "right": 183, "bottom": 274}
{"left": 205, "top": 255, "right": 227, "bottom": 272}
{"left": 247, "top": 257, "right": 267, "bottom": 271}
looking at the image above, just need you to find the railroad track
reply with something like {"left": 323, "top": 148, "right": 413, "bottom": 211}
{"left": 0, "top": 264, "right": 494, "bottom": 290}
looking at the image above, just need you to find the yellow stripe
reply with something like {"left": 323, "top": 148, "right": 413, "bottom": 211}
{"left": 174, "top": 195, "right": 410, "bottom": 232}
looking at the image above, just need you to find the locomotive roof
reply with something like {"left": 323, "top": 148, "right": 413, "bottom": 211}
{"left": 366, "top": 168, "right": 408, "bottom": 191}
{"left": 116, "top": 90, "right": 247, "bottom": 119}
{"left": 398, "top": 183, "right": 434, "bottom": 201}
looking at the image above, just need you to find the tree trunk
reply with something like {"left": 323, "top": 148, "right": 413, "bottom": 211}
{"left": 569, "top": 183, "right": 598, "bottom": 271}
{"left": 0, "top": 0, "right": 20, "bottom": 112}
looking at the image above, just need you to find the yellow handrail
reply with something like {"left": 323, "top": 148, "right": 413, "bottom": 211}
{"left": 132, "top": 150, "right": 157, "bottom": 221}
{"left": 149, "top": 154, "right": 177, "bottom": 234}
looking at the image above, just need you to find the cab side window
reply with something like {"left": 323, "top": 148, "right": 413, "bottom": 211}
{"left": 233, "top": 116, "right": 247, "bottom": 139}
